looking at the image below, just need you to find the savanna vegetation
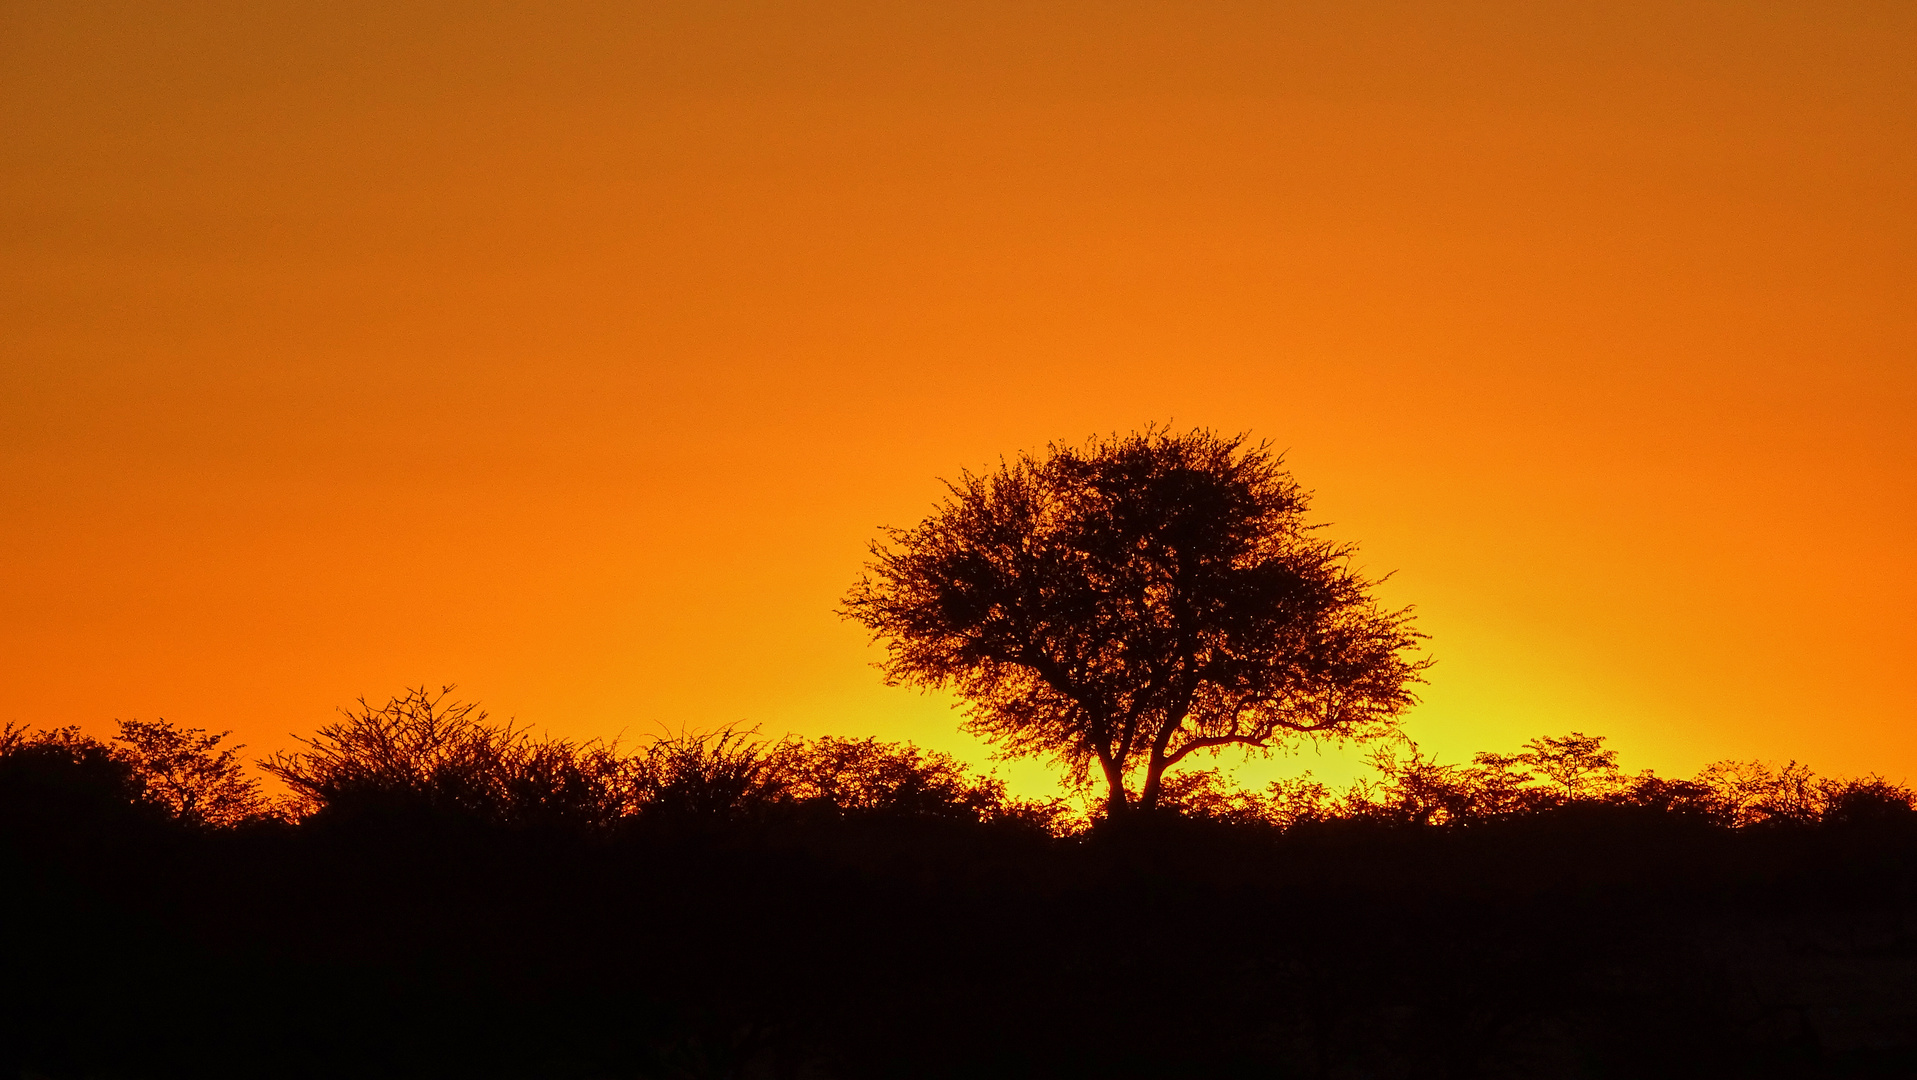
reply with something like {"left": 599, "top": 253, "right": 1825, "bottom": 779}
{"left": 4, "top": 693, "right": 1915, "bottom": 1079}
{"left": 6, "top": 431, "right": 1914, "bottom": 1078}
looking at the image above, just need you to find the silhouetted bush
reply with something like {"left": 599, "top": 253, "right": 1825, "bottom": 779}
{"left": 0, "top": 722, "right": 157, "bottom": 838}
{"left": 623, "top": 726, "right": 784, "bottom": 822}
{"left": 263, "top": 685, "right": 629, "bottom": 830}
{"left": 261, "top": 689, "right": 1066, "bottom": 836}
{"left": 769, "top": 735, "right": 1002, "bottom": 819}
{"left": 0, "top": 717, "right": 273, "bottom": 837}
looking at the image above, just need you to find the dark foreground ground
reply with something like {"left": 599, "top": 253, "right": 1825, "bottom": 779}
{"left": 6, "top": 803, "right": 1917, "bottom": 1080}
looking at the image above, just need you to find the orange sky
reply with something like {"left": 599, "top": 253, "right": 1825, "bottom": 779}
{"left": 3, "top": 1, "right": 1913, "bottom": 795}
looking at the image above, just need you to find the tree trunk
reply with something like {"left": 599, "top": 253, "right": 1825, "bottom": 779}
{"left": 1099, "top": 755, "right": 1129, "bottom": 819}
{"left": 1137, "top": 755, "right": 1167, "bottom": 812}
{"left": 1136, "top": 697, "right": 1193, "bottom": 813}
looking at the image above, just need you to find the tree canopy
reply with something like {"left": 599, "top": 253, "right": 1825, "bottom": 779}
{"left": 842, "top": 428, "right": 1431, "bottom": 816}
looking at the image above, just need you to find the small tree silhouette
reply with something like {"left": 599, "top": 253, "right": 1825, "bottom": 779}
{"left": 1515, "top": 732, "right": 1623, "bottom": 803}
{"left": 112, "top": 719, "right": 269, "bottom": 827}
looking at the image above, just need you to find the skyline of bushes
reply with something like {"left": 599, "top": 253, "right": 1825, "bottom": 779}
{"left": 6, "top": 685, "right": 1906, "bottom": 836}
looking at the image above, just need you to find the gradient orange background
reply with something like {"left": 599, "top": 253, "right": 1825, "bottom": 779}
{"left": 3, "top": 1, "right": 1912, "bottom": 794}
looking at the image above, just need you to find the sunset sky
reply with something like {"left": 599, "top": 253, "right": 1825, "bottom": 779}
{"left": 3, "top": 1, "right": 1912, "bottom": 796}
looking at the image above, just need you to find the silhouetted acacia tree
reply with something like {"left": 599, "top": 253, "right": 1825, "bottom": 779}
{"left": 1515, "top": 731, "right": 1622, "bottom": 802}
{"left": 842, "top": 428, "right": 1430, "bottom": 817}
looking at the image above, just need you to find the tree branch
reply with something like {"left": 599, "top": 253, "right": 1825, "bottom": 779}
{"left": 1162, "top": 733, "right": 1269, "bottom": 771}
